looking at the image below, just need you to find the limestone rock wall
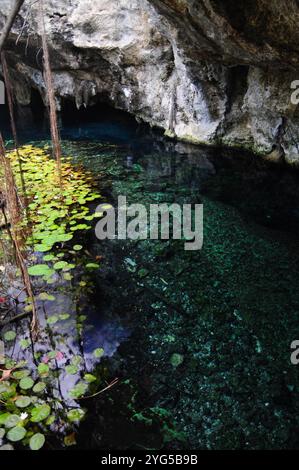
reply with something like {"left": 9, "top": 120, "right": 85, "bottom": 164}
{"left": 0, "top": 0, "right": 299, "bottom": 163}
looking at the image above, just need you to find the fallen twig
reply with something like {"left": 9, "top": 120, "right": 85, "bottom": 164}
{"left": 77, "top": 378, "right": 119, "bottom": 400}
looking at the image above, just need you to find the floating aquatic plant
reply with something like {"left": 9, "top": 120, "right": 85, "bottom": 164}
{"left": 0, "top": 144, "right": 107, "bottom": 450}
{"left": 3, "top": 145, "right": 101, "bottom": 277}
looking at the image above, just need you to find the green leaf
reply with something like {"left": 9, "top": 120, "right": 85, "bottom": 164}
{"left": 34, "top": 244, "right": 51, "bottom": 253}
{"left": 57, "top": 234, "right": 73, "bottom": 243}
{"left": 19, "top": 377, "right": 34, "bottom": 390}
{"left": 62, "top": 263, "right": 76, "bottom": 272}
{"left": 47, "top": 315, "right": 59, "bottom": 325}
{"left": 0, "top": 444, "right": 14, "bottom": 450}
{"left": 71, "top": 355, "right": 82, "bottom": 367}
{"left": 19, "top": 339, "right": 31, "bottom": 350}
{"left": 0, "top": 384, "right": 16, "bottom": 400}
{"left": 73, "top": 245, "right": 83, "bottom": 251}
{"left": 69, "top": 382, "right": 88, "bottom": 399}
{"left": 0, "top": 413, "right": 11, "bottom": 426}
{"left": 86, "top": 263, "right": 99, "bottom": 270}
{"left": 30, "top": 404, "right": 51, "bottom": 423}
{"left": 71, "top": 224, "right": 89, "bottom": 231}
{"left": 4, "top": 331, "right": 16, "bottom": 342}
{"left": 12, "top": 369, "right": 30, "bottom": 380}
{"left": 29, "top": 433, "right": 45, "bottom": 451}
{"left": 67, "top": 408, "right": 85, "bottom": 423}
{"left": 45, "top": 415, "right": 55, "bottom": 426}
{"left": 38, "top": 292, "right": 56, "bottom": 301}
{"left": 47, "top": 351, "right": 57, "bottom": 360}
{"left": 33, "top": 382, "right": 46, "bottom": 393}
{"left": 24, "top": 304, "right": 33, "bottom": 313}
{"left": 5, "top": 414, "right": 21, "bottom": 428}
{"left": 65, "top": 365, "right": 78, "bottom": 375}
{"left": 59, "top": 313, "right": 70, "bottom": 321}
{"left": 15, "top": 360, "right": 28, "bottom": 369}
{"left": 53, "top": 261, "right": 68, "bottom": 271}
{"left": 43, "top": 254, "right": 55, "bottom": 262}
{"left": 93, "top": 348, "right": 104, "bottom": 359}
{"left": 7, "top": 426, "right": 26, "bottom": 442}
{"left": 5, "top": 359, "right": 16, "bottom": 369}
{"left": 38, "top": 363, "right": 50, "bottom": 376}
{"left": 28, "top": 265, "right": 55, "bottom": 277}
{"left": 84, "top": 374, "right": 97, "bottom": 383}
{"left": 15, "top": 396, "right": 31, "bottom": 408}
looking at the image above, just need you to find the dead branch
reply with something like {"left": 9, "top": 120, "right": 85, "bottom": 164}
{"left": 0, "top": 134, "right": 39, "bottom": 339}
{"left": 39, "top": 0, "right": 62, "bottom": 185}
{"left": 1, "top": 52, "right": 29, "bottom": 216}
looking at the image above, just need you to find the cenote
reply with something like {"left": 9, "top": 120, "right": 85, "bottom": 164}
{"left": 1, "top": 99, "right": 299, "bottom": 451}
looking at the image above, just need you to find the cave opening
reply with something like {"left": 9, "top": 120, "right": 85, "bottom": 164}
{"left": 225, "top": 65, "right": 249, "bottom": 115}
{"left": 61, "top": 98, "right": 138, "bottom": 128}
{"left": 59, "top": 97, "right": 163, "bottom": 146}
{"left": 30, "top": 87, "right": 45, "bottom": 123}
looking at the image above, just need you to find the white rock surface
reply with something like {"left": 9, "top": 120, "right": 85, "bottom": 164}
{"left": 0, "top": 0, "right": 298, "bottom": 163}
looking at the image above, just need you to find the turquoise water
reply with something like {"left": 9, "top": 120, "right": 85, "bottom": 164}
{"left": 2, "top": 106, "right": 299, "bottom": 449}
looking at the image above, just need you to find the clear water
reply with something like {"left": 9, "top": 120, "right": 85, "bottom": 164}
{"left": 2, "top": 105, "right": 299, "bottom": 449}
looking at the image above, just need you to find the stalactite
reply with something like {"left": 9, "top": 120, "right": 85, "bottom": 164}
{"left": 168, "top": 83, "right": 177, "bottom": 134}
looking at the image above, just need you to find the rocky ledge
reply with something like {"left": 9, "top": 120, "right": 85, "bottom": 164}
{"left": 0, "top": 0, "right": 299, "bottom": 163}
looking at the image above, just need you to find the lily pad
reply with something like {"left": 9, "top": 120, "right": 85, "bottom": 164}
{"left": 69, "top": 382, "right": 88, "bottom": 399}
{"left": 37, "top": 363, "right": 49, "bottom": 376}
{"left": 30, "top": 404, "right": 51, "bottom": 423}
{"left": 65, "top": 365, "right": 78, "bottom": 375}
{"left": 33, "top": 382, "right": 46, "bottom": 393}
{"left": 47, "top": 316, "right": 59, "bottom": 325}
{"left": 93, "top": 348, "right": 104, "bottom": 359}
{"left": 28, "top": 265, "right": 55, "bottom": 277}
{"left": 5, "top": 415, "right": 21, "bottom": 429}
{"left": 84, "top": 374, "right": 97, "bottom": 383}
{"left": 4, "top": 331, "right": 16, "bottom": 342}
{"left": 73, "top": 245, "right": 83, "bottom": 251}
{"left": 29, "top": 433, "right": 45, "bottom": 451}
{"left": 67, "top": 408, "right": 85, "bottom": 423}
{"left": 15, "top": 396, "right": 31, "bottom": 408}
{"left": 19, "top": 339, "right": 31, "bottom": 350}
{"left": 53, "top": 261, "right": 68, "bottom": 271}
{"left": 71, "top": 355, "right": 82, "bottom": 367}
{"left": 19, "top": 377, "right": 34, "bottom": 390}
{"left": 7, "top": 426, "right": 26, "bottom": 442}
{"left": 86, "top": 263, "right": 99, "bottom": 270}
